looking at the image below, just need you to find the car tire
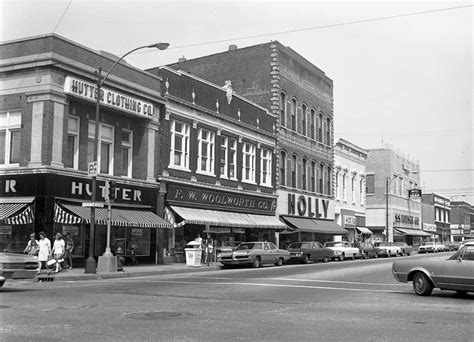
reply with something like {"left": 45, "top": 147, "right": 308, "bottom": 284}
{"left": 338, "top": 254, "right": 344, "bottom": 261}
{"left": 374, "top": 253, "right": 378, "bottom": 259}
{"left": 275, "top": 257, "right": 284, "bottom": 266}
{"left": 351, "top": 254, "right": 356, "bottom": 260}
{"left": 252, "top": 257, "right": 261, "bottom": 268}
{"left": 302, "top": 254, "right": 310, "bottom": 264}
{"left": 412, "top": 272, "right": 433, "bottom": 296}
{"left": 456, "top": 290, "right": 468, "bottom": 297}
{"left": 322, "top": 256, "right": 329, "bottom": 263}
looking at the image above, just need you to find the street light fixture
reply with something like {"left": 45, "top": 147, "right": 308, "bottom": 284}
{"left": 85, "top": 42, "right": 170, "bottom": 274}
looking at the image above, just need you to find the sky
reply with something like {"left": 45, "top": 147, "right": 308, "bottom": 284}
{"left": 2, "top": 0, "right": 473, "bottom": 203}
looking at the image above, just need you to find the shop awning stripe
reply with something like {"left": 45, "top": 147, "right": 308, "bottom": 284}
{"left": 280, "top": 216, "right": 348, "bottom": 235}
{"left": 54, "top": 204, "right": 83, "bottom": 225}
{"left": 394, "top": 228, "right": 432, "bottom": 237}
{"left": 0, "top": 203, "right": 28, "bottom": 220}
{"left": 2, "top": 205, "right": 34, "bottom": 225}
{"left": 356, "top": 227, "right": 373, "bottom": 235}
{"left": 247, "top": 214, "right": 287, "bottom": 229}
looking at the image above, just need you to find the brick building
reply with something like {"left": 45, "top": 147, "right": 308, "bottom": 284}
{"left": 365, "top": 144, "right": 427, "bottom": 243}
{"left": 421, "top": 194, "right": 451, "bottom": 242}
{"left": 150, "top": 42, "right": 346, "bottom": 247}
{"left": 0, "top": 34, "right": 171, "bottom": 262}
{"left": 449, "top": 201, "right": 473, "bottom": 242}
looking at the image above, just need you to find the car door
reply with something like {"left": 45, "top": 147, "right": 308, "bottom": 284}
{"left": 311, "top": 243, "right": 323, "bottom": 261}
{"left": 438, "top": 245, "right": 474, "bottom": 291}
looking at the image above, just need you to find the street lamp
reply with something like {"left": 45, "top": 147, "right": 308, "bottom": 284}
{"left": 85, "top": 42, "right": 170, "bottom": 274}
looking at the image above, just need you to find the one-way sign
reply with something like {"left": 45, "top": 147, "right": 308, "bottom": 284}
{"left": 82, "top": 202, "right": 104, "bottom": 208}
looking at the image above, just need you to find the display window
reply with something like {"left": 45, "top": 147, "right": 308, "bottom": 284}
{"left": 54, "top": 224, "right": 86, "bottom": 257}
{"left": 0, "top": 224, "right": 33, "bottom": 253}
{"left": 96, "top": 226, "right": 151, "bottom": 257}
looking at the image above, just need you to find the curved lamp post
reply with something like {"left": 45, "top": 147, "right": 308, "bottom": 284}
{"left": 85, "top": 42, "right": 169, "bottom": 274}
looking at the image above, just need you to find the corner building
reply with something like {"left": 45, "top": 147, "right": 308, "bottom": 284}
{"left": 151, "top": 42, "right": 345, "bottom": 247}
{"left": 0, "top": 35, "right": 171, "bottom": 262}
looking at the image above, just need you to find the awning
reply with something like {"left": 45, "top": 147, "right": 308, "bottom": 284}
{"left": 280, "top": 216, "right": 348, "bottom": 235}
{"left": 0, "top": 197, "right": 35, "bottom": 225}
{"left": 169, "top": 206, "right": 286, "bottom": 229}
{"left": 395, "top": 228, "right": 432, "bottom": 237}
{"left": 54, "top": 203, "right": 172, "bottom": 228}
{"left": 357, "top": 227, "right": 373, "bottom": 235}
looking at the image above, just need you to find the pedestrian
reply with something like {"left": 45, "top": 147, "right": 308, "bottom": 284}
{"left": 128, "top": 238, "right": 139, "bottom": 264}
{"left": 51, "top": 233, "right": 65, "bottom": 273}
{"left": 24, "top": 233, "right": 39, "bottom": 256}
{"left": 64, "top": 233, "right": 75, "bottom": 269}
{"left": 37, "top": 231, "right": 51, "bottom": 275}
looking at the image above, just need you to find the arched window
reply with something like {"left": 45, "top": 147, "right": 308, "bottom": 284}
{"left": 279, "top": 92, "right": 286, "bottom": 127}
{"left": 292, "top": 154, "right": 297, "bottom": 188}
{"left": 302, "top": 158, "right": 307, "bottom": 190}
{"left": 327, "top": 166, "right": 332, "bottom": 195}
{"left": 291, "top": 98, "right": 297, "bottom": 131}
{"left": 326, "top": 118, "right": 331, "bottom": 145}
{"left": 310, "top": 109, "right": 315, "bottom": 140}
{"left": 318, "top": 113, "right": 323, "bottom": 143}
{"left": 311, "top": 161, "right": 316, "bottom": 192}
{"left": 280, "top": 151, "right": 286, "bottom": 186}
{"left": 301, "top": 104, "right": 307, "bottom": 136}
{"left": 319, "top": 164, "right": 324, "bottom": 193}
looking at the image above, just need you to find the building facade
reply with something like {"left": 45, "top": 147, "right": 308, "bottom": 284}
{"left": 151, "top": 42, "right": 345, "bottom": 247}
{"left": 365, "top": 145, "right": 426, "bottom": 243}
{"left": 449, "top": 201, "right": 473, "bottom": 242}
{"left": 421, "top": 194, "right": 451, "bottom": 242}
{"left": 334, "top": 138, "right": 369, "bottom": 243}
{"left": 0, "top": 34, "right": 171, "bottom": 262}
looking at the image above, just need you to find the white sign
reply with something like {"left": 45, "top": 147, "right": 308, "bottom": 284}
{"left": 276, "top": 190, "right": 335, "bottom": 219}
{"left": 423, "top": 223, "right": 437, "bottom": 232}
{"left": 0, "top": 226, "right": 12, "bottom": 235}
{"left": 131, "top": 228, "right": 143, "bottom": 236}
{"left": 88, "top": 161, "right": 98, "bottom": 177}
{"left": 64, "top": 76, "right": 154, "bottom": 118}
{"left": 82, "top": 202, "right": 104, "bottom": 208}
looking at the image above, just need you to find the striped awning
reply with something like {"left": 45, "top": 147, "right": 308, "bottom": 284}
{"left": 54, "top": 203, "right": 172, "bottom": 228}
{"left": 357, "top": 227, "right": 373, "bottom": 235}
{"left": 0, "top": 197, "right": 35, "bottom": 225}
{"left": 280, "top": 216, "right": 348, "bottom": 235}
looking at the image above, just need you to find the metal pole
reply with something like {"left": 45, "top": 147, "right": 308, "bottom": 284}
{"left": 385, "top": 176, "right": 389, "bottom": 242}
{"left": 85, "top": 68, "right": 102, "bottom": 274}
{"left": 105, "top": 197, "right": 112, "bottom": 255}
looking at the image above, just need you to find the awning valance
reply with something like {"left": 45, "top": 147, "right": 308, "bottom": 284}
{"left": 395, "top": 228, "right": 432, "bottom": 237}
{"left": 54, "top": 203, "right": 172, "bottom": 228}
{"left": 168, "top": 206, "right": 286, "bottom": 229}
{"left": 0, "top": 197, "right": 35, "bottom": 225}
{"left": 280, "top": 216, "right": 348, "bottom": 235}
{"left": 357, "top": 227, "right": 373, "bottom": 235}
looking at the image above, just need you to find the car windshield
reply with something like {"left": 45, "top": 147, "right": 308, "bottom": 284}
{"left": 236, "top": 243, "right": 262, "bottom": 251}
{"left": 325, "top": 242, "right": 345, "bottom": 248}
{"left": 288, "top": 242, "right": 311, "bottom": 249}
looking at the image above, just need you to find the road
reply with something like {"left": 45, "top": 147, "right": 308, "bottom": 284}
{"left": 1, "top": 253, "right": 472, "bottom": 342}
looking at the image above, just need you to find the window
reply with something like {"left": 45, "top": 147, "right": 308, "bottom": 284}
{"left": 291, "top": 155, "right": 297, "bottom": 188}
{"left": 280, "top": 151, "right": 286, "bottom": 186}
{"left": 121, "top": 129, "right": 133, "bottom": 177}
{"left": 197, "top": 128, "right": 215, "bottom": 174}
{"left": 360, "top": 178, "right": 364, "bottom": 204}
{"left": 335, "top": 170, "right": 339, "bottom": 199}
{"left": 302, "top": 158, "right": 307, "bottom": 190}
{"left": 88, "top": 121, "right": 114, "bottom": 175}
{"left": 319, "top": 164, "right": 324, "bottom": 194}
{"left": 291, "top": 98, "right": 297, "bottom": 131}
{"left": 366, "top": 174, "right": 374, "bottom": 194}
{"left": 279, "top": 93, "right": 286, "bottom": 127}
{"left": 65, "top": 116, "right": 79, "bottom": 169}
{"left": 342, "top": 173, "right": 346, "bottom": 200}
{"left": 220, "top": 137, "right": 228, "bottom": 177}
{"left": 326, "top": 118, "right": 331, "bottom": 145}
{"left": 242, "top": 142, "right": 256, "bottom": 183}
{"left": 318, "top": 113, "right": 323, "bottom": 143}
{"left": 0, "top": 112, "right": 21, "bottom": 165}
{"left": 301, "top": 104, "right": 307, "bottom": 136}
{"left": 170, "top": 120, "right": 190, "bottom": 170}
{"left": 311, "top": 161, "right": 316, "bottom": 192}
{"left": 310, "top": 109, "right": 315, "bottom": 140}
{"left": 260, "top": 148, "right": 272, "bottom": 186}
{"left": 351, "top": 176, "right": 356, "bottom": 202}
{"left": 229, "top": 138, "right": 237, "bottom": 179}
{"left": 327, "top": 166, "right": 331, "bottom": 195}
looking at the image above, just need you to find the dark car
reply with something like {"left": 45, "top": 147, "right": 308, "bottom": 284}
{"left": 353, "top": 242, "right": 381, "bottom": 259}
{"left": 287, "top": 241, "right": 335, "bottom": 263}
{"left": 394, "top": 242, "right": 414, "bottom": 256}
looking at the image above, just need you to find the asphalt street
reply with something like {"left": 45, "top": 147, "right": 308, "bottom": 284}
{"left": 1, "top": 253, "right": 472, "bottom": 342}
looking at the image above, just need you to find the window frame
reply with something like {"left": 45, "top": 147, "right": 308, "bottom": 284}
{"left": 260, "top": 148, "right": 272, "bottom": 187}
{"left": 280, "top": 151, "right": 286, "bottom": 186}
{"left": 197, "top": 128, "right": 215, "bottom": 176}
{"left": 121, "top": 128, "right": 133, "bottom": 178}
{"left": 0, "top": 111, "right": 22, "bottom": 166}
{"left": 291, "top": 98, "right": 297, "bottom": 131}
{"left": 242, "top": 142, "right": 256, "bottom": 184}
{"left": 88, "top": 121, "right": 114, "bottom": 175}
{"left": 65, "top": 115, "right": 80, "bottom": 169}
{"left": 169, "top": 119, "right": 190, "bottom": 171}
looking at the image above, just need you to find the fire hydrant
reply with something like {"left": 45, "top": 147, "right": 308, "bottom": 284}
{"left": 115, "top": 246, "right": 125, "bottom": 271}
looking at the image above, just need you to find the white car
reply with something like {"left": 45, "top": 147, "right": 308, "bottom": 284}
{"left": 324, "top": 241, "right": 361, "bottom": 261}
{"left": 434, "top": 243, "right": 446, "bottom": 252}
{"left": 374, "top": 242, "right": 402, "bottom": 257}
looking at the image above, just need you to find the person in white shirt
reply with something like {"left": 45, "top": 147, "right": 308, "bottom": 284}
{"left": 37, "top": 232, "right": 51, "bottom": 274}
{"left": 51, "top": 233, "right": 65, "bottom": 273}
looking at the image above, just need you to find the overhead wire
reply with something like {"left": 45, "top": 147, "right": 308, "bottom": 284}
{"left": 52, "top": 0, "right": 73, "bottom": 34}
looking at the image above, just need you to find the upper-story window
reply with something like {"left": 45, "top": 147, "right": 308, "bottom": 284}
{"left": 220, "top": 136, "right": 237, "bottom": 179}
{"left": 327, "top": 166, "right": 331, "bottom": 195}
{"left": 335, "top": 169, "right": 339, "bottom": 199}
{"left": 365, "top": 174, "right": 374, "bottom": 194}
{"left": 342, "top": 172, "right": 347, "bottom": 200}
{"left": 197, "top": 128, "right": 215, "bottom": 175}
{"left": 301, "top": 104, "right": 307, "bottom": 137}
{"left": 291, "top": 154, "right": 297, "bottom": 188}
{"left": 65, "top": 116, "right": 80, "bottom": 169}
{"left": 0, "top": 112, "right": 21, "bottom": 166}
{"left": 242, "top": 142, "right": 256, "bottom": 183}
{"left": 318, "top": 113, "right": 323, "bottom": 143}
{"left": 311, "top": 161, "right": 316, "bottom": 192}
{"left": 279, "top": 92, "right": 286, "bottom": 127}
{"left": 351, "top": 175, "right": 356, "bottom": 203}
{"left": 88, "top": 121, "right": 114, "bottom": 175}
{"left": 280, "top": 151, "right": 286, "bottom": 186}
{"left": 326, "top": 118, "right": 331, "bottom": 145}
{"left": 319, "top": 164, "right": 324, "bottom": 194}
{"left": 359, "top": 178, "right": 365, "bottom": 204}
{"left": 310, "top": 109, "right": 315, "bottom": 140}
{"left": 260, "top": 148, "right": 272, "bottom": 187}
{"left": 291, "top": 98, "right": 297, "bottom": 131}
{"left": 302, "top": 158, "right": 307, "bottom": 191}
{"left": 220, "top": 136, "right": 228, "bottom": 178}
{"left": 170, "top": 120, "right": 190, "bottom": 170}
{"left": 121, "top": 129, "right": 133, "bottom": 177}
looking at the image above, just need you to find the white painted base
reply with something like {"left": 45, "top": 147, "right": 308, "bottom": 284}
{"left": 97, "top": 254, "right": 118, "bottom": 273}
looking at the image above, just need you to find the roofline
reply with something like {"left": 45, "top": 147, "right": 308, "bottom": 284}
{"left": 336, "top": 138, "right": 368, "bottom": 155}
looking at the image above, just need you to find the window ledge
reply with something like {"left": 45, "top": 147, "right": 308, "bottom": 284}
{"left": 168, "top": 165, "right": 191, "bottom": 172}
{"left": 196, "top": 170, "right": 216, "bottom": 177}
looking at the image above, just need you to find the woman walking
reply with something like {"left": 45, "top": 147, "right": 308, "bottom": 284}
{"left": 51, "top": 233, "right": 65, "bottom": 273}
{"left": 64, "top": 233, "right": 74, "bottom": 269}
{"left": 24, "top": 233, "right": 39, "bottom": 256}
{"left": 37, "top": 232, "right": 51, "bottom": 275}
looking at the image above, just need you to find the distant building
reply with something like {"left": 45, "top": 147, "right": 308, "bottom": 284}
{"left": 334, "top": 138, "right": 369, "bottom": 243}
{"left": 450, "top": 201, "right": 473, "bottom": 242}
{"left": 365, "top": 144, "right": 425, "bottom": 243}
{"left": 421, "top": 194, "right": 451, "bottom": 242}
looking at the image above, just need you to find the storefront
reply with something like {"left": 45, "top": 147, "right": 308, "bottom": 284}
{"left": 393, "top": 212, "right": 428, "bottom": 245}
{"left": 0, "top": 173, "right": 171, "bottom": 262}
{"left": 422, "top": 223, "right": 437, "bottom": 242}
{"left": 163, "top": 183, "right": 285, "bottom": 262}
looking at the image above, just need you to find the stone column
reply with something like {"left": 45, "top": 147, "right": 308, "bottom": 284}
{"left": 28, "top": 98, "right": 44, "bottom": 167}
{"left": 51, "top": 98, "right": 68, "bottom": 168}
{"left": 146, "top": 122, "right": 158, "bottom": 182}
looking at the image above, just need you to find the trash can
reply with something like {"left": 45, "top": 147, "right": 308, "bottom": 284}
{"left": 184, "top": 241, "right": 203, "bottom": 267}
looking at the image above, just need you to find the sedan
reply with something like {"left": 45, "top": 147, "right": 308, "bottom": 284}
{"left": 0, "top": 252, "right": 39, "bottom": 287}
{"left": 394, "top": 242, "right": 414, "bottom": 256}
{"left": 418, "top": 242, "right": 436, "bottom": 253}
{"left": 374, "top": 242, "right": 402, "bottom": 257}
{"left": 392, "top": 242, "right": 474, "bottom": 296}
{"left": 287, "top": 241, "right": 335, "bottom": 263}
{"left": 324, "top": 241, "right": 362, "bottom": 261}
{"left": 353, "top": 242, "right": 382, "bottom": 259}
{"left": 218, "top": 242, "right": 290, "bottom": 268}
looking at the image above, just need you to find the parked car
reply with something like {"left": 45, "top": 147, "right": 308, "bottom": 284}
{"left": 0, "top": 252, "right": 39, "bottom": 287}
{"left": 392, "top": 241, "right": 474, "bottom": 296}
{"left": 418, "top": 242, "right": 436, "bottom": 253}
{"left": 287, "top": 241, "right": 335, "bottom": 263}
{"left": 218, "top": 242, "right": 290, "bottom": 268}
{"left": 374, "top": 242, "right": 402, "bottom": 257}
{"left": 444, "top": 242, "right": 460, "bottom": 251}
{"left": 353, "top": 242, "right": 382, "bottom": 258}
{"left": 394, "top": 242, "right": 414, "bottom": 256}
{"left": 324, "top": 241, "right": 361, "bottom": 261}
{"left": 216, "top": 241, "right": 240, "bottom": 254}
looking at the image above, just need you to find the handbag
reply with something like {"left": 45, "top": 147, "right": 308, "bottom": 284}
{"left": 46, "top": 259, "right": 57, "bottom": 266}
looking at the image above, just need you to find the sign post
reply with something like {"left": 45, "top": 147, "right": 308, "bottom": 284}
{"left": 97, "top": 180, "right": 117, "bottom": 273}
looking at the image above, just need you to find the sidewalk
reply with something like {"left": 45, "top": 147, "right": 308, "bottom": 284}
{"left": 39, "top": 262, "right": 221, "bottom": 282}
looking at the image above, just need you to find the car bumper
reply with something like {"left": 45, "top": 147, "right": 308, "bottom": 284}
{"left": 0, "top": 269, "right": 38, "bottom": 280}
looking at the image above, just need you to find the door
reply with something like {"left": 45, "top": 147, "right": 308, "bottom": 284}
{"left": 438, "top": 245, "right": 474, "bottom": 291}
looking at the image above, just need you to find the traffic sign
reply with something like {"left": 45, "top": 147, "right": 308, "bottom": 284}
{"left": 88, "top": 161, "right": 98, "bottom": 177}
{"left": 82, "top": 202, "right": 104, "bottom": 208}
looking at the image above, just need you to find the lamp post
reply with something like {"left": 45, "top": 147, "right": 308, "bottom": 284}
{"left": 85, "top": 42, "right": 170, "bottom": 274}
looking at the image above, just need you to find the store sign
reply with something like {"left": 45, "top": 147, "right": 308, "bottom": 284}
{"left": 276, "top": 190, "right": 335, "bottom": 219}
{"left": 423, "top": 223, "right": 437, "bottom": 232}
{"left": 0, "top": 226, "right": 12, "bottom": 234}
{"left": 131, "top": 228, "right": 143, "bottom": 236}
{"left": 344, "top": 215, "right": 356, "bottom": 228}
{"left": 408, "top": 189, "right": 422, "bottom": 199}
{"left": 394, "top": 214, "right": 419, "bottom": 226}
{"left": 450, "top": 229, "right": 462, "bottom": 235}
{"left": 62, "top": 226, "right": 79, "bottom": 236}
{"left": 64, "top": 76, "right": 154, "bottom": 118}
{"left": 434, "top": 196, "right": 450, "bottom": 207}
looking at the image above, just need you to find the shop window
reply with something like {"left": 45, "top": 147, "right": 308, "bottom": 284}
{"left": 302, "top": 158, "right": 307, "bottom": 190}
{"left": 301, "top": 104, "right": 307, "bottom": 136}
{"left": 366, "top": 174, "right": 374, "bottom": 194}
{"left": 0, "top": 111, "right": 21, "bottom": 166}
{"left": 197, "top": 128, "right": 215, "bottom": 175}
{"left": 121, "top": 129, "right": 133, "bottom": 177}
{"left": 88, "top": 121, "right": 114, "bottom": 175}
{"left": 311, "top": 161, "right": 316, "bottom": 192}
{"left": 260, "top": 148, "right": 272, "bottom": 187}
{"left": 291, "top": 98, "right": 297, "bottom": 131}
{"left": 169, "top": 120, "right": 190, "bottom": 170}
{"left": 291, "top": 155, "right": 297, "bottom": 188}
{"left": 310, "top": 109, "right": 315, "bottom": 140}
{"left": 280, "top": 92, "right": 286, "bottom": 127}
{"left": 242, "top": 142, "right": 256, "bottom": 183}
{"left": 280, "top": 151, "right": 286, "bottom": 186}
{"left": 65, "top": 116, "right": 79, "bottom": 169}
